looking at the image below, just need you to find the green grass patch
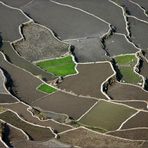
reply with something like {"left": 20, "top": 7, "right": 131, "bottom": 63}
{"left": 79, "top": 100, "right": 136, "bottom": 131}
{"left": 36, "top": 56, "right": 76, "bottom": 77}
{"left": 115, "top": 54, "right": 142, "bottom": 84}
{"left": 38, "top": 83, "right": 57, "bottom": 94}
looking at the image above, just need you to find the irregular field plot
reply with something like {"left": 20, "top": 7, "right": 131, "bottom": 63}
{"left": 128, "top": 17, "right": 148, "bottom": 49}
{"left": 106, "top": 81, "right": 148, "bottom": 101}
{"left": 32, "top": 91, "right": 97, "bottom": 120}
{"left": 108, "top": 128, "right": 148, "bottom": 140}
{"left": 59, "top": 127, "right": 143, "bottom": 148}
{"left": 115, "top": 54, "right": 142, "bottom": 85}
{"left": 66, "top": 37, "right": 110, "bottom": 63}
{"left": 0, "top": 69, "right": 7, "bottom": 94}
{"left": 0, "top": 0, "right": 32, "bottom": 8}
{"left": 0, "top": 52, "right": 45, "bottom": 104}
{"left": 58, "top": 62, "right": 114, "bottom": 99}
{"left": 12, "top": 139, "right": 72, "bottom": 148}
{"left": 0, "top": 111, "right": 54, "bottom": 141}
{"left": 121, "top": 111, "right": 148, "bottom": 129}
{"left": 21, "top": 0, "right": 109, "bottom": 40}
{"left": 79, "top": 100, "right": 136, "bottom": 131}
{"left": 13, "top": 22, "right": 69, "bottom": 62}
{"left": 112, "top": 0, "right": 148, "bottom": 22}
{"left": 36, "top": 56, "right": 76, "bottom": 77}
{"left": 0, "top": 94, "right": 17, "bottom": 103}
{"left": 54, "top": 0, "right": 127, "bottom": 34}
{"left": 0, "top": 3, "right": 29, "bottom": 41}
{"left": 1, "top": 122, "right": 27, "bottom": 147}
{"left": 37, "top": 83, "right": 57, "bottom": 94}
{"left": 114, "top": 100, "right": 148, "bottom": 110}
{"left": 105, "top": 34, "right": 138, "bottom": 57}
{"left": 2, "top": 102, "right": 71, "bottom": 133}
{"left": 1, "top": 42, "right": 56, "bottom": 82}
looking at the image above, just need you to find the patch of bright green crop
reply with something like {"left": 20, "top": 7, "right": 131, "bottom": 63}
{"left": 38, "top": 84, "right": 57, "bottom": 94}
{"left": 36, "top": 56, "right": 76, "bottom": 77}
{"left": 115, "top": 55, "right": 136, "bottom": 65}
{"left": 79, "top": 100, "right": 136, "bottom": 131}
{"left": 115, "top": 54, "right": 142, "bottom": 85}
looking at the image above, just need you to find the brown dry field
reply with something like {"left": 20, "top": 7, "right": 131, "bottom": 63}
{"left": 0, "top": 0, "right": 32, "bottom": 8}
{"left": 54, "top": 0, "right": 127, "bottom": 35}
{"left": 58, "top": 62, "right": 114, "bottom": 99}
{"left": 0, "top": 52, "right": 45, "bottom": 104}
{"left": 1, "top": 102, "right": 71, "bottom": 133}
{"left": 121, "top": 111, "right": 148, "bottom": 129}
{"left": 32, "top": 91, "right": 97, "bottom": 120}
{"left": 59, "top": 127, "right": 144, "bottom": 148}
{"left": 108, "top": 128, "right": 148, "bottom": 140}
{"left": 107, "top": 81, "right": 148, "bottom": 101}
{"left": 2, "top": 123, "right": 27, "bottom": 147}
{"left": 21, "top": 0, "right": 109, "bottom": 40}
{"left": 12, "top": 139, "right": 72, "bottom": 148}
{"left": 13, "top": 22, "right": 69, "bottom": 62}
{"left": 0, "top": 69, "right": 7, "bottom": 94}
{"left": 114, "top": 101, "right": 148, "bottom": 110}
{"left": 0, "top": 94, "right": 17, "bottom": 103}
{"left": 0, "top": 111, "right": 54, "bottom": 141}
{"left": 0, "top": 3, "right": 29, "bottom": 41}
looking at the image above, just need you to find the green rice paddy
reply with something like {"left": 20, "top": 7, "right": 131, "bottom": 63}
{"left": 36, "top": 56, "right": 76, "bottom": 77}
{"left": 37, "top": 83, "right": 57, "bottom": 94}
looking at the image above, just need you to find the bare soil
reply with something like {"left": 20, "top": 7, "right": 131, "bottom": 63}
{"left": 58, "top": 62, "right": 114, "bottom": 99}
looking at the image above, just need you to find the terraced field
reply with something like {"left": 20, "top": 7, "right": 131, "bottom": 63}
{"left": 0, "top": 0, "right": 148, "bottom": 147}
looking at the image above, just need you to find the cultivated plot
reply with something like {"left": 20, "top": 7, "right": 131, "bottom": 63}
{"left": 57, "top": 62, "right": 114, "bottom": 99}
{"left": 121, "top": 111, "right": 148, "bottom": 129}
{"left": 0, "top": 52, "right": 45, "bottom": 104}
{"left": 106, "top": 81, "right": 148, "bottom": 101}
{"left": 79, "top": 100, "right": 136, "bottom": 132}
{"left": 128, "top": 17, "right": 148, "bottom": 49}
{"left": 112, "top": 0, "right": 148, "bottom": 22}
{"left": 0, "top": 70, "right": 7, "bottom": 94}
{"left": 0, "top": 111, "right": 54, "bottom": 141}
{"left": 132, "top": 0, "right": 148, "bottom": 12}
{"left": 0, "top": 42, "right": 56, "bottom": 82}
{"left": 0, "top": 122, "right": 27, "bottom": 147}
{"left": 12, "top": 139, "right": 72, "bottom": 148}
{"left": 0, "top": 94, "right": 17, "bottom": 103}
{"left": 114, "top": 100, "right": 148, "bottom": 110}
{"left": 59, "top": 127, "right": 144, "bottom": 148}
{"left": 1, "top": 102, "right": 71, "bottom": 133}
{"left": 53, "top": 0, "right": 127, "bottom": 34}
{"left": 13, "top": 22, "right": 69, "bottom": 62}
{"left": 0, "top": 2, "right": 29, "bottom": 41}
{"left": 32, "top": 91, "right": 97, "bottom": 120}
{"left": 36, "top": 56, "right": 76, "bottom": 77}
{"left": 21, "top": 0, "right": 109, "bottom": 40}
{"left": 0, "top": 0, "right": 33, "bottom": 8}
{"left": 66, "top": 37, "right": 110, "bottom": 63}
{"left": 105, "top": 34, "right": 139, "bottom": 57}
{"left": 108, "top": 128, "right": 148, "bottom": 140}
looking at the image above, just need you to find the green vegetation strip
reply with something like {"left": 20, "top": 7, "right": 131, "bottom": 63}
{"left": 37, "top": 83, "right": 57, "bottom": 94}
{"left": 115, "top": 54, "right": 142, "bottom": 84}
{"left": 79, "top": 100, "right": 136, "bottom": 131}
{"left": 36, "top": 56, "right": 76, "bottom": 77}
